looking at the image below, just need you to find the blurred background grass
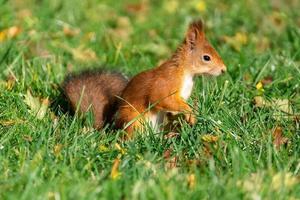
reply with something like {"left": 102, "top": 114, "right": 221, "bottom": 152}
{"left": 0, "top": 0, "right": 300, "bottom": 199}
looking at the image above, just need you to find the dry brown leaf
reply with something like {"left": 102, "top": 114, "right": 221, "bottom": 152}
{"left": 163, "top": 148, "right": 172, "bottom": 160}
{"left": 164, "top": 132, "right": 180, "bottom": 139}
{"left": 166, "top": 156, "right": 178, "bottom": 169}
{"left": 63, "top": 26, "right": 80, "bottom": 37}
{"left": 163, "top": 148, "right": 178, "bottom": 169}
{"left": 272, "top": 127, "right": 288, "bottom": 149}
{"left": 125, "top": 1, "right": 148, "bottom": 14}
{"left": 261, "top": 76, "right": 273, "bottom": 85}
{"left": 110, "top": 158, "right": 121, "bottom": 179}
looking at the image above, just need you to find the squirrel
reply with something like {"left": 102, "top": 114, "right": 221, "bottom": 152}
{"left": 62, "top": 20, "right": 226, "bottom": 137}
{"left": 62, "top": 70, "right": 128, "bottom": 129}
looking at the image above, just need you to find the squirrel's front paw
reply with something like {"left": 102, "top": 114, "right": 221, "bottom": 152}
{"left": 185, "top": 113, "right": 196, "bottom": 126}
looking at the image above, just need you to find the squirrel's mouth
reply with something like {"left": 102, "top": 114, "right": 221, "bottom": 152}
{"left": 202, "top": 70, "right": 223, "bottom": 76}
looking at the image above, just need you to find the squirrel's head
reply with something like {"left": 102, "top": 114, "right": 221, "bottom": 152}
{"left": 179, "top": 20, "right": 226, "bottom": 76}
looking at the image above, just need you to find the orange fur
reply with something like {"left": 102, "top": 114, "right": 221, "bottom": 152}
{"left": 116, "top": 20, "right": 226, "bottom": 136}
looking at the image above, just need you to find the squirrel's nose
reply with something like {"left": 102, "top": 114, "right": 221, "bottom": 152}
{"left": 221, "top": 65, "right": 227, "bottom": 74}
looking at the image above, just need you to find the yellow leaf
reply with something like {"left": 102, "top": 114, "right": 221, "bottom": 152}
{"left": 24, "top": 90, "right": 41, "bottom": 115}
{"left": 223, "top": 32, "right": 248, "bottom": 51}
{"left": 110, "top": 158, "right": 121, "bottom": 179}
{"left": 256, "top": 82, "right": 263, "bottom": 90}
{"left": 187, "top": 174, "right": 196, "bottom": 189}
{"left": 36, "top": 98, "right": 49, "bottom": 119}
{"left": 23, "top": 90, "right": 49, "bottom": 119}
{"left": 108, "top": 17, "right": 132, "bottom": 42}
{"left": 201, "top": 134, "right": 219, "bottom": 143}
{"left": 71, "top": 46, "right": 98, "bottom": 62}
{"left": 195, "top": 1, "right": 206, "bottom": 12}
{"left": 53, "top": 144, "right": 63, "bottom": 157}
{"left": 271, "top": 172, "right": 298, "bottom": 191}
{"left": 115, "top": 143, "right": 126, "bottom": 155}
{"left": 163, "top": 0, "right": 178, "bottom": 13}
{"left": 7, "top": 26, "right": 22, "bottom": 38}
{"left": 0, "top": 119, "right": 25, "bottom": 126}
{"left": 99, "top": 145, "right": 109, "bottom": 152}
{"left": 0, "top": 26, "right": 22, "bottom": 42}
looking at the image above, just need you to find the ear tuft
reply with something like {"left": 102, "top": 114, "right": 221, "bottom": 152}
{"left": 189, "top": 19, "right": 204, "bottom": 33}
{"left": 185, "top": 19, "right": 205, "bottom": 50}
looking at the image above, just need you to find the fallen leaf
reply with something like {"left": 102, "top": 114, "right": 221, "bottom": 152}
{"left": 0, "top": 119, "right": 25, "bottom": 126}
{"left": 254, "top": 96, "right": 294, "bottom": 119}
{"left": 23, "top": 135, "right": 33, "bottom": 142}
{"left": 6, "top": 74, "right": 16, "bottom": 90}
{"left": 256, "top": 81, "right": 264, "bottom": 90}
{"left": 253, "top": 36, "right": 270, "bottom": 53}
{"left": 195, "top": 0, "right": 206, "bottom": 12}
{"left": 24, "top": 90, "right": 42, "bottom": 115}
{"left": 237, "top": 172, "right": 263, "bottom": 200}
{"left": 63, "top": 26, "right": 80, "bottom": 37}
{"left": 53, "top": 144, "right": 63, "bottom": 157}
{"left": 110, "top": 158, "right": 121, "bottom": 179}
{"left": 108, "top": 17, "right": 133, "bottom": 42}
{"left": 166, "top": 156, "right": 177, "bottom": 169}
{"left": 125, "top": 1, "right": 148, "bottom": 14}
{"left": 163, "top": 0, "right": 179, "bottom": 13}
{"left": 261, "top": 76, "right": 273, "bottom": 85}
{"left": 36, "top": 98, "right": 49, "bottom": 120}
{"left": 163, "top": 148, "right": 172, "bottom": 160}
{"left": 272, "top": 127, "right": 288, "bottom": 149}
{"left": 201, "top": 134, "right": 219, "bottom": 143}
{"left": 99, "top": 145, "right": 109, "bottom": 152}
{"left": 71, "top": 46, "right": 98, "bottom": 62}
{"left": 0, "top": 26, "right": 22, "bottom": 42}
{"left": 163, "top": 148, "right": 178, "bottom": 169}
{"left": 23, "top": 90, "right": 49, "bottom": 119}
{"left": 164, "top": 132, "right": 180, "bottom": 139}
{"left": 271, "top": 172, "right": 298, "bottom": 191}
{"left": 267, "top": 11, "right": 286, "bottom": 32}
{"left": 187, "top": 174, "right": 196, "bottom": 189}
{"left": 115, "top": 143, "right": 126, "bottom": 155}
{"left": 222, "top": 32, "right": 248, "bottom": 51}
{"left": 141, "top": 42, "right": 170, "bottom": 57}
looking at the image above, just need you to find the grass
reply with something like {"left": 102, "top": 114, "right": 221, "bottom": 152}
{"left": 0, "top": 0, "right": 300, "bottom": 199}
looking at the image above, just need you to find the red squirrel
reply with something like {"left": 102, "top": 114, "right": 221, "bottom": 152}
{"left": 62, "top": 20, "right": 226, "bottom": 136}
{"left": 62, "top": 71, "right": 128, "bottom": 129}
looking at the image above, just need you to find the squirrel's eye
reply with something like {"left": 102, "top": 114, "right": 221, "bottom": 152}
{"left": 203, "top": 55, "right": 211, "bottom": 61}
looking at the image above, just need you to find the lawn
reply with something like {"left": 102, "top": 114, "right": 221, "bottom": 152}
{"left": 0, "top": 0, "right": 300, "bottom": 199}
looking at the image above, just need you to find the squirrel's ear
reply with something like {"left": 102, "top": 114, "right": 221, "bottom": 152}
{"left": 185, "top": 20, "right": 205, "bottom": 50}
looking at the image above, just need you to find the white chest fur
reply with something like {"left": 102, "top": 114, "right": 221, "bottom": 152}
{"left": 180, "top": 74, "right": 194, "bottom": 100}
